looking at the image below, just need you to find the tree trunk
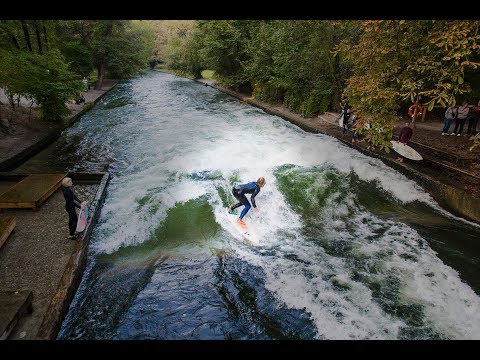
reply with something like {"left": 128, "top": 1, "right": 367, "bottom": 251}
{"left": 28, "top": 101, "right": 34, "bottom": 122}
{"left": 43, "top": 24, "right": 48, "bottom": 50}
{"left": 34, "top": 20, "right": 43, "bottom": 54}
{"left": 8, "top": 32, "right": 20, "bottom": 49}
{"left": 20, "top": 20, "right": 33, "bottom": 52}
{"left": 95, "top": 59, "right": 106, "bottom": 90}
{"left": 9, "top": 94, "right": 15, "bottom": 110}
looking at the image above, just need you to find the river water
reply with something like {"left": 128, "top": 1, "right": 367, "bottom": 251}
{"left": 18, "top": 71, "right": 480, "bottom": 339}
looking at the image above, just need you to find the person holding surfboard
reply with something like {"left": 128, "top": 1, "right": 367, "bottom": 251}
{"left": 61, "top": 177, "right": 84, "bottom": 240}
{"left": 229, "top": 177, "right": 266, "bottom": 226}
{"left": 395, "top": 121, "right": 413, "bottom": 163}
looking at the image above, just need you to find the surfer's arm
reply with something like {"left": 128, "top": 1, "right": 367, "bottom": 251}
{"left": 250, "top": 187, "right": 260, "bottom": 208}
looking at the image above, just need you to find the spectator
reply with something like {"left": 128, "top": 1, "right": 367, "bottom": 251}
{"left": 452, "top": 101, "right": 469, "bottom": 136}
{"left": 340, "top": 104, "right": 352, "bottom": 135}
{"left": 351, "top": 114, "right": 362, "bottom": 143}
{"left": 82, "top": 77, "right": 88, "bottom": 91}
{"left": 442, "top": 104, "right": 457, "bottom": 135}
{"left": 408, "top": 100, "right": 423, "bottom": 129}
{"left": 467, "top": 100, "right": 480, "bottom": 136}
{"left": 340, "top": 94, "right": 348, "bottom": 110}
{"left": 396, "top": 120, "right": 413, "bottom": 163}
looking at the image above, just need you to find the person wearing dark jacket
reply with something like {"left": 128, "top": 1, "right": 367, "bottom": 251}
{"left": 229, "top": 177, "right": 266, "bottom": 226}
{"left": 396, "top": 121, "right": 413, "bottom": 163}
{"left": 61, "top": 177, "right": 83, "bottom": 239}
{"left": 467, "top": 102, "right": 480, "bottom": 135}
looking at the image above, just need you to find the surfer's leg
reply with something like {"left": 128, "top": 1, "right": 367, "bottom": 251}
{"left": 239, "top": 199, "right": 251, "bottom": 220}
{"left": 230, "top": 203, "right": 242, "bottom": 211}
{"left": 230, "top": 188, "right": 244, "bottom": 212}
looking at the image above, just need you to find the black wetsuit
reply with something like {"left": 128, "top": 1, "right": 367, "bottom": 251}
{"left": 230, "top": 182, "right": 261, "bottom": 220}
{"left": 62, "top": 186, "right": 82, "bottom": 236}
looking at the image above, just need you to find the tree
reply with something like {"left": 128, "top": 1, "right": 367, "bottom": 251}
{"left": 196, "top": 20, "right": 252, "bottom": 89}
{"left": 0, "top": 20, "right": 83, "bottom": 122}
{"left": 145, "top": 20, "right": 194, "bottom": 62}
{"left": 88, "top": 20, "right": 154, "bottom": 89}
{"left": 340, "top": 20, "right": 480, "bottom": 151}
{"left": 164, "top": 26, "right": 203, "bottom": 78}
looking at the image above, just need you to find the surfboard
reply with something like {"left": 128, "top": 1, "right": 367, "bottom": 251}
{"left": 390, "top": 140, "right": 423, "bottom": 161}
{"left": 75, "top": 206, "right": 89, "bottom": 233}
{"left": 339, "top": 112, "right": 351, "bottom": 128}
{"left": 225, "top": 207, "right": 259, "bottom": 244}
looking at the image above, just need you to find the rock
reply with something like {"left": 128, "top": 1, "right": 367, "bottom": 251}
{"left": 0, "top": 118, "right": 11, "bottom": 134}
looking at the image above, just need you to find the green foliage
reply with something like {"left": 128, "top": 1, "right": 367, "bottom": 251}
{"left": 109, "top": 21, "right": 155, "bottom": 79}
{"left": 470, "top": 135, "right": 480, "bottom": 151}
{"left": 201, "top": 70, "right": 215, "bottom": 79}
{"left": 144, "top": 20, "right": 195, "bottom": 61}
{"left": 341, "top": 20, "right": 480, "bottom": 150}
{"left": 59, "top": 41, "right": 93, "bottom": 77}
{"left": 195, "top": 20, "right": 253, "bottom": 88}
{"left": 405, "top": 21, "right": 480, "bottom": 110}
{"left": 27, "top": 50, "right": 83, "bottom": 122}
{"left": 1, "top": 20, "right": 155, "bottom": 125}
{"left": 0, "top": 44, "right": 82, "bottom": 122}
{"left": 82, "top": 101, "right": 94, "bottom": 111}
{"left": 164, "top": 30, "right": 203, "bottom": 79}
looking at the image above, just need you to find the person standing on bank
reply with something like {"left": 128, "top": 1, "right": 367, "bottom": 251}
{"left": 452, "top": 101, "right": 469, "bottom": 136}
{"left": 396, "top": 120, "right": 413, "bottom": 163}
{"left": 61, "top": 177, "right": 83, "bottom": 239}
{"left": 229, "top": 177, "right": 266, "bottom": 226}
{"left": 408, "top": 100, "right": 423, "bottom": 129}
{"left": 467, "top": 100, "right": 480, "bottom": 136}
{"left": 442, "top": 104, "right": 457, "bottom": 135}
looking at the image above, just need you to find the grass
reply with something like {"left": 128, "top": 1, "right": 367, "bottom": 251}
{"left": 201, "top": 70, "right": 215, "bottom": 79}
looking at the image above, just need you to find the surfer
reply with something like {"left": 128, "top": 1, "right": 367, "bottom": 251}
{"left": 395, "top": 121, "right": 413, "bottom": 163}
{"left": 229, "top": 177, "right": 266, "bottom": 226}
{"left": 61, "top": 177, "right": 83, "bottom": 239}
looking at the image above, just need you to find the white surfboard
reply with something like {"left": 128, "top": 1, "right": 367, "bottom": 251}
{"left": 75, "top": 206, "right": 89, "bottom": 233}
{"left": 339, "top": 112, "right": 350, "bottom": 128}
{"left": 225, "top": 207, "right": 259, "bottom": 244}
{"left": 390, "top": 140, "right": 423, "bottom": 161}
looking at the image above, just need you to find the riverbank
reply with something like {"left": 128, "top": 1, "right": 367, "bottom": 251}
{"left": 0, "top": 80, "right": 118, "bottom": 171}
{"left": 196, "top": 78, "right": 480, "bottom": 225}
{"left": 0, "top": 81, "right": 117, "bottom": 339}
{"left": 0, "top": 172, "right": 109, "bottom": 339}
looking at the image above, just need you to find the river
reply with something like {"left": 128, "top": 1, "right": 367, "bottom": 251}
{"left": 17, "top": 70, "right": 480, "bottom": 339}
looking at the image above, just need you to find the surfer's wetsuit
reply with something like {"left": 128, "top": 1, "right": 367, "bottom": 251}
{"left": 62, "top": 186, "right": 82, "bottom": 236}
{"left": 230, "top": 182, "right": 261, "bottom": 220}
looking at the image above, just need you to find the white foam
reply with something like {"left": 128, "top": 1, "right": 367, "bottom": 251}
{"left": 77, "top": 74, "right": 480, "bottom": 339}
{"left": 232, "top": 188, "right": 480, "bottom": 339}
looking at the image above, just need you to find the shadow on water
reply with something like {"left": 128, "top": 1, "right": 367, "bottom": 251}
{"left": 211, "top": 255, "right": 318, "bottom": 340}
{"left": 113, "top": 251, "right": 318, "bottom": 339}
{"left": 59, "top": 196, "right": 220, "bottom": 339}
{"left": 60, "top": 194, "right": 318, "bottom": 339}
